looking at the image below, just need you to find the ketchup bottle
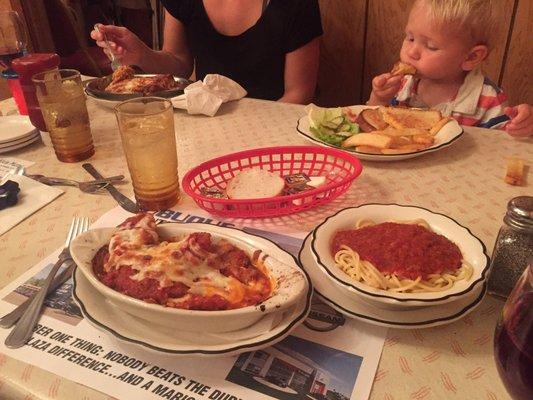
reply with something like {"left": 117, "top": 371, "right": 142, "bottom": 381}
{"left": 11, "top": 53, "right": 60, "bottom": 131}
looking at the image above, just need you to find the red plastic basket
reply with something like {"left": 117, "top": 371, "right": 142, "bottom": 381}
{"left": 182, "top": 146, "right": 363, "bottom": 218}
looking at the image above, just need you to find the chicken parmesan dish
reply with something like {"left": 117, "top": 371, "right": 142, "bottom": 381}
{"left": 330, "top": 220, "right": 473, "bottom": 293}
{"left": 104, "top": 65, "right": 179, "bottom": 94}
{"left": 92, "top": 214, "right": 275, "bottom": 310}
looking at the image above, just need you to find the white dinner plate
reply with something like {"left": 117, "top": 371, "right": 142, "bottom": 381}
{"left": 0, "top": 115, "right": 39, "bottom": 144}
{"left": 296, "top": 105, "right": 464, "bottom": 161}
{"left": 299, "top": 234, "right": 486, "bottom": 329}
{"left": 72, "top": 268, "right": 312, "bottom": 356}
{"left": 0, "top": 133, "right": 41, "bottom": 154}
{"left": 310, "top": 204, "right": 489, "bottom": 308}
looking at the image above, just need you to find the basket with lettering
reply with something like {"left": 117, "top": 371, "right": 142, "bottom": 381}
{"left": 182, "top": 146, "right": 363, "bottom": 218}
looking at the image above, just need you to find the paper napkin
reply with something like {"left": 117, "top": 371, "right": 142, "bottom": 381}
{"left": 171, "top": 74, "right": 247, "bottom": 116}
{"left": 0, "top": 174, "right": 63, "bottom": 236}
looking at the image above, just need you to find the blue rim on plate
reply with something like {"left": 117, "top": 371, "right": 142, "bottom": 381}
{"left": 296, "top": 109, "right": 464, "bottom": 161}
{"left": 298, "top": 232, "right": 487, "bottom": 328}
{"left": 309, "top": 203, "right": 490, "bottom": 303}
{"left": 71, "top": 224, "right": 313, "bottom": 355}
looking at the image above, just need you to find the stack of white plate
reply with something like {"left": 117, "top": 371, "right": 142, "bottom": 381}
{"left": 0, "top": 115, "right": 41, "bottom": 154}
{"left": 299, "top": 204, "right": 490, "bottom": 329}
{"left": 70, "top": 223, "right": 312, "bottom": 356}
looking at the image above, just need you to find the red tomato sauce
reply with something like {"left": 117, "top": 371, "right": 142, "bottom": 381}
{"left": 330, "top": 222, "right": 462, "bottom": 280}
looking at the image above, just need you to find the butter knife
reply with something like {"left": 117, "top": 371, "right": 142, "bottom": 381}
{"left": 0, "top": 261, "right": 75, "bottom": 329}
{"left": 82, "top": 163, "right": 139, "bottom": 213}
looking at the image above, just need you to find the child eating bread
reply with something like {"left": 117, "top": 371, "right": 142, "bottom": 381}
{"left": 367, "top": 0, "right": 532, "bottom": 138}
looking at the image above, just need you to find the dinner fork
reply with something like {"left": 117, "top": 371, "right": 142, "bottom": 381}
{"left": 4, "top": 217, "right": 89, "bottom": 349}
{"left": 94, "top": 24, "right": 121, "bottom": 71}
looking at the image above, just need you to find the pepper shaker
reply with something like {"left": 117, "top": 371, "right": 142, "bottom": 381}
{"left": 488, "top": 196, "right": 533, "bottom": 299}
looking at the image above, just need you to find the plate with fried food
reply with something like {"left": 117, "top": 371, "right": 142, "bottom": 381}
{"left": 297, "top": 105, "right": 464, "bottom": 161}
{"left": 85, "top": 65, "right": 191, "bottom": 102}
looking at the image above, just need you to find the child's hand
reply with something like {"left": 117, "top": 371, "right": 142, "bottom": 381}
{"left": 505, "top": 104, "right": 533, "bottom": 138}
{"left": 367, "top": 73, "right": 403, "bottom": 106}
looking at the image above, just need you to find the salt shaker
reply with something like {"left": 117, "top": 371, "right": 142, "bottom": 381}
{"left": 488, "top": 196, "right": 533, "bottom": 299}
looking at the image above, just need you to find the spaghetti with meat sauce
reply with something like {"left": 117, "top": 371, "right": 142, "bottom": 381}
{"left": 330, "top": 220, "right": 473, "bottom": 292}
{"left": 92, "top": 214, "right": 274, "bottom": 310}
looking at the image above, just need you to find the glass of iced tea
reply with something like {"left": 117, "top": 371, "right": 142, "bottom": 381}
{"left": 32, "top": 69, "right": 94, "bottom": 162}
{"left": 114, "top": 97, "right": 180, "bottom": 211}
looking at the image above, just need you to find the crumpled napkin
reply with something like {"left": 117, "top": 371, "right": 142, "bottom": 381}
{"left": 171, "top": 74, "right": 247, "bottom": 116}
{"left": 0, "top": 174, "right": 63, "bottom": 236}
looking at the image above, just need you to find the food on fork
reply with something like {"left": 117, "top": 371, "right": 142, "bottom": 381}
{"left": 331, "top": 219, "right": 473, "bottom": 293}
{"left": 504, "top": 157, "right": 524, "bottom": 186}
{"left": 92, "top": 213, "right": 275, "bottom": 310}
{"left": 390, "top": 61, "right": 417, "bottom": 76}
{"left": 104, "top": 65, "right": 179, "bottom": 94}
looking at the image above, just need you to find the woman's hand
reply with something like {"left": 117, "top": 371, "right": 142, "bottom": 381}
{"left": 505, "top": 104, "right": 533, "bottom": 138}
{"left": 367, "top": 73, "right": 402, "bottom": 106}
{"left": 90, "top": 24, "right": 151, "bottom": 67}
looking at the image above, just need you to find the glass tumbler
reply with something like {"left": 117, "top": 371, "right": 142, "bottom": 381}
{"left": 493, "top": 261, "right": 533, "bottom": 400}
{"left": 114, "top": 97, "right": 180, "bottom": 211}
{"left": 32, "top": 69, "right": 94, "bottom": 162}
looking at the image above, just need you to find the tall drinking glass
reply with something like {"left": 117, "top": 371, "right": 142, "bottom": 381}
{"left": 32, "top": 69, "right": 94, "bottom": 162}
{"left": 493, "top": 261, "right": 533, "bottom": 400}
{"left": 115, "top": 97, "right": 180, "bottom": 211}
{"left": 0, "top": 11, "right": 26, "bottom": 71}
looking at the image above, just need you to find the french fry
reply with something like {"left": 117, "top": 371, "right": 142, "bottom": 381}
{"left": 429, "top": 117, "right": 453, "bottom": 135}
{"left": 377, "top": 126, "right": 428, "bottom": 137}
{"left": 342, "top": 133, "right": 393, "bottom": 149}
{"left": 381, "top": 143, "right": 429, "bottom": 154}
{"left": 355, "top": 145, "right": 382, "bottom": 154}
{"left": 505, "top": 157, "right": 524, "bottom": 186}
{"left": 412, "top": 134, "right": 435, "bottom": 145}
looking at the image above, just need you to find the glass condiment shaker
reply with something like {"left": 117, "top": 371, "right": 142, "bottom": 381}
{"left": 488, "top": 196, "right": 533, "bottom": 299}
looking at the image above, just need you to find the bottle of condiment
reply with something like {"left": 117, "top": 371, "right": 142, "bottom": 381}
{"left": 0, "top": 68, "right": 27, "bottom": 115}
{"left": 11, "top": 53, "right": 60, "bottom": 131}
{"left": 488, "top": 196, "right": 533, "bottom": 299}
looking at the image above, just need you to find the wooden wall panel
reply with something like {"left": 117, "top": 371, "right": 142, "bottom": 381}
{"left": 500, "top": 0, "right": 532, "bottom": 106}
{"left": 316, "top": 0, "right": 366, "bottom": 107}
{"left": 362, "top": 0, "right": 414, "bottom": 102}
{"left": 482, "top": 0, "right": 515, "bottom": 85}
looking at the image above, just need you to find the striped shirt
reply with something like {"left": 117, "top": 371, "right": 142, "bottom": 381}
{"left": 392, "top": 68, "right": 509, "bottom": 129}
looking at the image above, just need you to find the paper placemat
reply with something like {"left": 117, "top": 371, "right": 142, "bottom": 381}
{"left": 0, "top": 174, "right": 63, "bottom": 236}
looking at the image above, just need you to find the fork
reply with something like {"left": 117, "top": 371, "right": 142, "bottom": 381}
{"left": 94, "top": 24, "right": 121, "bottom": 71}
{"left": 4, "top": 217, "right": 89, "bottom": 349}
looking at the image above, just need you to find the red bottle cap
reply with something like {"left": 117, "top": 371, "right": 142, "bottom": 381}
{"left": 11, "top": 53, "right": 60, "bottom": 80}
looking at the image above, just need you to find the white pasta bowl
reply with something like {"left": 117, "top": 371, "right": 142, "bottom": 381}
{"left": 310, "top": 204, "right": 489, "bottom": 309}
{"left": 70, "top": 223, "right": 310, "bottom": 333}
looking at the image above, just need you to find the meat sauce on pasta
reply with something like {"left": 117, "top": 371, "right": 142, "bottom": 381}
{"left": 330, "top": 220, "right": 472, "bottom": 293}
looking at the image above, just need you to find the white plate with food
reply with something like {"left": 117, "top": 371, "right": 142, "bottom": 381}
{"left": 72, "top": 268, "right": 311, "bottom": 356}
{"left": 297, "top": 105, "right": 464, "bottom": 161}
{"left": 309, "top": 204, "right": 489, "bottom": 309}
{"left": 70, "top": 213, "right": 310, "bottom": 333}
{"left": 299, "top": 234, "right": 486, "bottom": 329}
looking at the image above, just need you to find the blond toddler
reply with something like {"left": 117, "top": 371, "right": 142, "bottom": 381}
{"left": 368, "top": 0, "right": 532, "bottom": 137}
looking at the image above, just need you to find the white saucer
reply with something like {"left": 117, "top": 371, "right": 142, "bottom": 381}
{"left": 0, "top": 115, "right": 39, "bottom": 143}
{"left": 0, "top": 133, "right": 41, "bottom": 154}
{"left": 72, "top": 268, "right": 312, "bottom": 356}
{"left": 299, "top": 234, "right": 486, "bottom": 329}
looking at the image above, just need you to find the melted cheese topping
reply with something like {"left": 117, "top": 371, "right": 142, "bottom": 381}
{"left": 103, "top": 214, "right": 272, "bottom": 309}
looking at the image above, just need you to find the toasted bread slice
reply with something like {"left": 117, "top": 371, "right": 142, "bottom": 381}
{"left": 505, "top": 157, "right": 524, "bottom": 186}
{"left": 379, "top": 107, "right": 442, "bottom": 130}
{"left": 391, "top": 61, "right": 417, "bottom": 76}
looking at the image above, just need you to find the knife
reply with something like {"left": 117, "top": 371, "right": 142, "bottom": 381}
{"left": 0, "top": 261, "right": 75, "bottom": 328}
{"left": 82, "top": 163, "right": 140, "bottom": 213}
